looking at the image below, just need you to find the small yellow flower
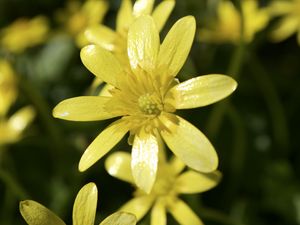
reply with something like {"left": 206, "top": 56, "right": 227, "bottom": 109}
{"left": 20, "top": 182, "right": 137, "bottom": 225}
{"left": 53, "top": 15, "right": 237, "bottom": 193}
{"left": 0, "top": 60, "right": 35, "bottom": 145}
{"left": 105, "top": 151, "right": 221, "bottom": 225}
{"left": 0, "top": 16, "right": 49, "bottom": 54}
{"left": 269, "top": 0, "right": 300, "bottom": 45}
{"left": 199, "top": 0, "right": 269, "bottom": 44}
{"left": 56, "top": 0, "right": 108, "bottom": 47}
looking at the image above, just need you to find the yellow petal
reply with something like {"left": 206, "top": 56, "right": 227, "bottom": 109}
{"left": 150, "top": 199, "right": 166, "bottom": 225}
{"left": 80, "top": 45, "right": 123, "bottom": 87}
{"left": 158, "top": 16, "right": 195, "bottom": 77}
{"left": 19, "top": 200, "right": 66, "bottom": 225}
{"left": 133, "top": 0, "right": 154, "bottom": 17}
{"left": 100, "top": 212, "right": 137, "bottom": 225}
{"left": 167, "top": 199, "right": 204, "bottom": 225}
{"left": 160, "top": 113, "right": 218, "bottom": 172}
{"left": 116, "top": 0, "right": 133, "bottom": 33}
{"left": 53, "top": 96, "right": 118, "bottom": 121}
{"left": 174, "top": 170, "right": 222, "bottom": 194}
{"left": 127, "top": 15, "right": 160, "bottom": 75}
{"left": 85, "top": 25, "right": 117, "bottom": 51}
{"left": 73, "top": 183, "right": 97, "bottom": 225}
{"left": 131, "top": 131, "right": 159, "bottom": 193}
{"left": 79, "top": 120, "right": 129, "bottom": 171}
{"left": 105, "top": 151, "right": 134, "bottom": 184}
{"left": 170, "top": 74, "right": 237, "bottom": 109}
{"left": 169, "top": 156, "right": 185, "bottom": 175}
{"left": 7, "top": 106, "right": 35, "bottom": 135}
{"left": 120, "top": 196, "right": 154, "bottom": 220}
{"left": 271, "top": 16, "right": 298, "bottom": 42}
{"left": 152, "top": 0, "right": 175, "bottom": 32}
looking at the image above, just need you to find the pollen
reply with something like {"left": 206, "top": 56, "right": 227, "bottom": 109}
{"left": 138, "top": 93, "right": 162, "bottom": 115}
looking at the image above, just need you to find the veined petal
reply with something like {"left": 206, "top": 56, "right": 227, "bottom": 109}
{"left": 53, "top": 96, "right": 118, "bottom": 121}
{"left": 160, "top": 113, "right": 218, "bottom": 172}
{"left": 150, "top": 199, "right": 166, "bottom": 225}
{"left": 116, "top": 0, "right": 133, "bottom": 33}
{"left": 131, "top": 131, "right": 159, "bottom": 193}
{"left": 105, "top": 151, "right": 134, "bottom": 184}
{"left": 152, "top": 0, "right": 175, "bottom": 32}
{"left": 270, "top": 16, "right": 298, "bottom": 42}
{"left": 133, "top": 0, "right": 154, "bottom": 17}
{"left": 81, "top": 45, "right": 123, "bottom": 88}
{"left": 73, "top": 183, "right": 97, "bottom": 225}
{"left": 120, "top": 195, "right": 154, "bottom": 220}
{"left": 100, "top": 212, "right": 137, "bottom": 225}
{"left": 7, "top": 106, "right": 35, "bottom": 134}
{"left": 20, "top": 200, "right": 66, "bottom": 225}
{"left": 85, "top": 25, "right": 117, "bottom": 51}
{"left": 175, "top": 170, "right": 222, "bottom": 194}
{"left": 158, "top": 16, "right": 196, "bottom": 77}
{"left": 128, "top": 15, "right": 160, "bottom": 75}
{"left": 167, "top": 199, "right": 204, "bottom": 225}
{"left": 169, "top": 74, "right": 237, "bottom": 109}
{"left": 79, "top": 120, "right": 129, "bottom": 172}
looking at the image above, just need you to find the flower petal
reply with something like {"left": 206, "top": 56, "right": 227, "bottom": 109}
{"left": 20, "top": 200, "right": 66, "bottom": 225}
{"left": 150, "top": 199, "right": 166, "bottom": 225}
{"left": 7, "top": 106, "right": 35, "bottom": 135}
{"left": 100, "top": 212, "right": 137, "bottom": 225}
{"left": 116, "top": 0, "right": 133, "bottom": 33}
{"left": 175, "top": 170, "right": 222, "bottom": 194}
{"left": 127, "top": 15, "right": 160, "bottom": 75}
{"left": 85, "top": 25, "right": 117, "bottom": 51}
{"left": 73, "top": 183, "right": 98, "bottom": 225}
{"left": 53, "top": 96, "right": 118, "bottom": 121}
{"left": 105, "top": 151, "right": 134, "bottom": 184}
{"left": 270, "top": 16, "right": 298, "bottom": 42}
{"left": 160, "top": 113, "right": 218, "bottom": 172}
{"left": 169, "top": 74, "right": 237, "bottom": 109}
{"left": 152, "top": 0, "right": 175, "bottom": 32}
{"left": 169, "top": 156, "right": 185, "bottom": 175}
{"left": 81, "top": 45, "right": 123, "bottom": 87}
{"left": 131, "top": 131, "right": 159, "bottom": 193}
{"left": 120, "top": 195, "right": 154, "bottom": 220}
{"left": 79, "top": 120, "right": 129, "bottom": 171}
{"left": 133, "top": 0, "right": 154, "bottom": 17}
{"left": 167, "top": 199, "right": 204, "bottom": 225}
{"left": 158, "top": 16, "right": 195, "bottom": 77}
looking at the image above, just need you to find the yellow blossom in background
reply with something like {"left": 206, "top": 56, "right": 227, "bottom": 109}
{"left": 56, "top": 0, "right": 108, "bottom": 47}
{"left": 0, "top": 60, "right": 35, "bottom": 146}
{"left": 20, "top": 182, "right": 137, "bottom": 225}
{"left": 105, "top": 151, "right": 221, "bottom": 225}
{"left": 269, "top": 0, "right": 300, "bottom": 45}
{"left": 53, "top": 15, "right": 237, "bottom": 193}
{"left": 0, "top": 16, "right": 49, "bottom": 54}
{"left": 199, "top": 0, "right": 269, "bottom": 44}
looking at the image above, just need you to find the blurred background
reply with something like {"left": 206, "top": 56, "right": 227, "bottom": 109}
{"left": 0, "top": 0, "right": 299, "bottom": 224}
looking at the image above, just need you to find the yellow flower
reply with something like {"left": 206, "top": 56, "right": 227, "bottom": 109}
{"left": 105, "top": 151, "right": 221, "bottom": 225}
{"left": 199, "top": 0, "right": 269, "bottom": 44}
{"left": 269, "top": 0, "right": 300, "bottom": 45}
{"left": 20, "top": 182, "right": 137, "bottom": 225}
{"left": 56, "top": 0, "right": 108, "bottom": 47}
{"left": 0, "top": 16, "right": 49, "bottom": 54}
{"left": 0, "top": 60, "right": 35, "bottom": 145}
{"left": 53, "top": 15, "right": 237, "bottom": 193}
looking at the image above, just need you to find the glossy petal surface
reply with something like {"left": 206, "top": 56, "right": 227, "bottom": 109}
{"left": 81, "top": 45, "right": 123, "bottom": 87}
{"left": 100, "top": 212, "right": 136, "bottom": 225}
{"left": 128, "top": 15, "right": 159, "bottom": 75}
{"left": 105, "top": 151, "right": 134, "bottom": 184}
{"left": 120, "top": 196, "right": 154, "bottom": 220}
{"left": 133, "top": 0, "right": 154, "bottom": 17}
{"left": 168, "top": 199, "right": 204, "bottom": 225}
{"left": 170, "top": 74, "right": 237, "bottom": 109}
{"left": 160, "top": 114, "right": 218, "bottom": 172}
{"left": 73, "top": 183, "right": 97, "bottom": 225}
{"left": 79, "top": 120, "right": 129, "bottom": 171}
{"left": 152, "top": 0, "right": 175, "bottom": 32}
{"left": 20, "top": 200, "right": 66, "bottom": 225}
{"left": 150, "top": 199, "right": 166, "bottom": 225}
{"left": 175, "top": 170, "right": 222, "bottom": 194}
{"left": 131, "top": 131, "right": 159, "bottom": 193}
{"left": 158, "top": 16, "right": 195, "bottom": 77}
{"left": 53, "top": 96, "right": 117, "bottom": 121}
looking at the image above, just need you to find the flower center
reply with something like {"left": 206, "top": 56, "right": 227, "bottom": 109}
{"left": 138, "top": 93, "right": 162, "bottom": 115}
